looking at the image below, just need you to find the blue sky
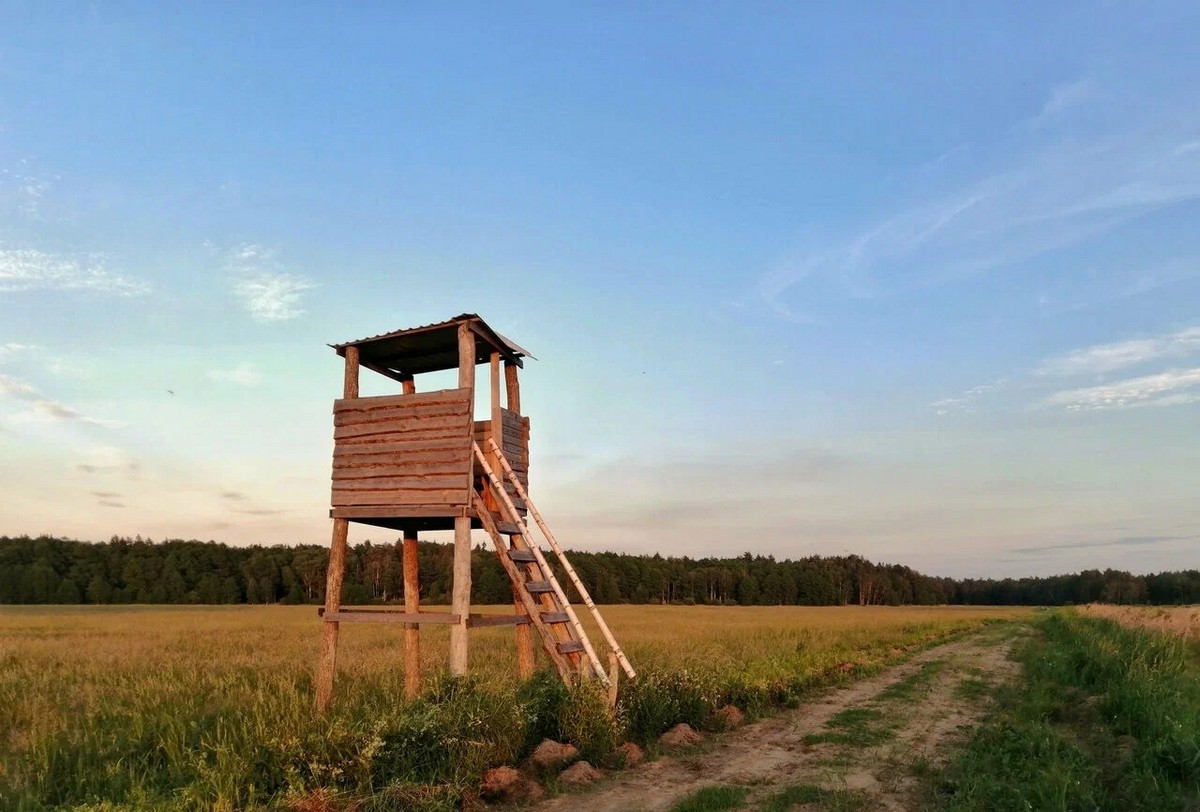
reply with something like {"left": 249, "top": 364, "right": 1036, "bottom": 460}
{"left": 1, "top": 3, "right": 1197, "bottom": 577}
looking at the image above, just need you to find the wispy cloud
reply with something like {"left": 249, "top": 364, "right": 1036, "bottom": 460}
{"left": 758, "top": 83, "right": 1200, "bottom": 319}
{"left": 0, "top": 248, "right": 149, "bottom": 296}
{"left": 1036, "top": 326, "right": 1200, "bottom": 377}
{"left": 931, "top": 379, "right": 1008, "bottom": 416}
{"left": 0, "top": 374, "right": 39, "bottom": 400}
{"left": 0, "top": 161, "right": 59, "bottom": 219}
{"left": 0, "top": 373, "right": 122, "bottom": 427}
{"left": 1013, "top": 534, "right": 1194, "bottom": 555}
{"left": 207, "top": 362, "right": 262, "bottom": 386}
{"left": 0, "top": 342, "right": 35, "bottom": 361}
{"left": 1028, "top": 79, "right": 1098, "bottom": 130}
{"left": 72, "top": 445, "right": 140, "bottom": 476}
{"left": 1043, "top": 367, "right": 1200, "bottom": 411}
{"left": 224, "top": 244, "right": 315, "bottom": 322}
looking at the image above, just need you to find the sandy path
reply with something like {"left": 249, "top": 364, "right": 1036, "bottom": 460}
{"left": 536, "top": 624, "right": 1022, "bottom": 812}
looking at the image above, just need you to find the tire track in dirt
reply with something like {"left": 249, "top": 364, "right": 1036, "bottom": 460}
{"left": 536, "top": 624, "right": 1024, "bottom": 812}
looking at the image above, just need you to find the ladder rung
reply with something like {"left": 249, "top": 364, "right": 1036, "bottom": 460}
{"left": 524, "top": 580, "right": 555, "bottom": 594}
{"left": 557, "top": 640, "right": 585, "bottom": 655}
{"left": 541, "top": 611, "right": 570, "bottom": 624}
{"left": 507, "top": 549, "right": 538, "bottom": 563}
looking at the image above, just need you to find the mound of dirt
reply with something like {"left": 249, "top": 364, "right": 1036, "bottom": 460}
{"left": 559, "top": 761, "right": 603, "bottom": 787}
{"left": 527, "top": 740, "right": 579, "bottom": 773}
{"left": 659, "top": 723, "right": 704, "bottom": 748}
{"left": 480, "top": 766, "right": 544, "bottom": 803}
{"left": 612, "top": 742, "right": 645, "bottom": 767}
{"left": 711, "top": 705, "right": 745, "bottom": 730}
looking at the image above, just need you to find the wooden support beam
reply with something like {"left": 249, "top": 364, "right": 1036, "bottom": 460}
{"left": 343, "top": 346, "right": 360, "bottom": 399}
{"left": 467, "top": 613, "right": 533, "bottom": 628}
{"left": 315, "top": 518, "right": 348, "bottom": 712}
{"left": 322, "top": 610, "right": 459, "bottom": 624}
{"left": 316, "top": 345, "right": 361, "bottom": 713}
{"left": 450, "top": 515, "right": 471, "bottom": 675}
{"left": 504, "top": 360, "right": 521, "bottom": 413}
{"left": 359, "top": 358, "right": 409, "bottom": 386}
{"left": 449, "top": 323, "right": 475, "bottom": 676}
{"left": 400, "top": 372, "right": 420, "bottom": 700}
{"left": 403, "top": 530, "right": 420, "bottom": 699}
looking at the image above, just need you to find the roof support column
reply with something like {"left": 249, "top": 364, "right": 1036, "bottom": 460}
{"left": 449, "top": 324, "right": 475, "bottom": 676}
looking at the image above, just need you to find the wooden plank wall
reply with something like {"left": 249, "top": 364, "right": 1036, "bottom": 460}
{"left": 474, "top": 408, "right": 530, "bottom": 512}
{"left": 332, "top": 388, "right": 473, "bottom": 510}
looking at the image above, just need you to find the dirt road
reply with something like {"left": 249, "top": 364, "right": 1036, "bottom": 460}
{"left": 538, "top": 624, "right": 1023, "bottom": 811}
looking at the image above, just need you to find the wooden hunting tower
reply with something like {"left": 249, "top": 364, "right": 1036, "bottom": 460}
{"left": 315, "top": 314, "right": 633, "bottom": 711}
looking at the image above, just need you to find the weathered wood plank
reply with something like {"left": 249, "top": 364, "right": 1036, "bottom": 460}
{"left": 334, "top": 402, "right": 469, "bottom": 427}
{"left": 334, "top": 438, "right": 467, "bottom": 457}
{"left": 466, "top": 613, "right": 532, "bottom": 628}
{"left": 332, "top": 489, "right": 467, "bottom": 506}
{"left": 331, "top": 505, "right": 464, "bottom": 518}
{"left": 333, "top": 458, "right": 469, "bottom": 475}
{"left": 332, "top": 475, "right": 468, "bottom": 490}
{"left": 334, "top": 414, "right": 468, "bottom": 441}
{"left": 323, "top": 611, "right": 459, "bottom": 625}
{"left": 333, "top": 388, "right": 467, "bottom": 411}
{"left": 338, "top": 446, "right": 472, "bottom": 465}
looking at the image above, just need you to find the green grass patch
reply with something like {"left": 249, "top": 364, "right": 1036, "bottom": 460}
{"left": 803, "top": 706, "right": 895, "bottom": 747}
{"left": 875, "top": 659, "right": 946, "bottom": 702}
{"left": 953, "top": 677, "right": 989, "bottom": 701}
{"left": 669, "top": 783, "right": 749, "bottom": 812}
{"left": 932, "top": 610, "right": 1200, "bottom": 811}
{"left": 761, "top": 783, "right": 869, "bottom": 811}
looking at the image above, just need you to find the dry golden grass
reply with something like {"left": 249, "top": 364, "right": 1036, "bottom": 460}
{"left": 0, "top": 603, "right": 1031, "bottom": 810}
{"left": 1077, "top": 603, "right": 1200, "bottom": 642}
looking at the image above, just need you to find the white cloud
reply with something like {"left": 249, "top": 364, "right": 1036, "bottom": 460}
{"left": 0, "top": 374, "right": 39, "bottom": 400}
{"left": 1036, "top": 326, "right": 1200, "bottom": 377}
{"left": 207, "top": 362, "right": 262, "bottom": 386}
{"left": 0, "top": 342, "right": 34, "bottom": 361}
{"left": 0, "top": 373, "right": 121, "bottom": 427}
{"left": 0, "top": 162, "right": 58, "bottom": 218}
{"left": 757, "top": 86, "right": 1200, "bottom": 319}
{"left": 1029, "top": 79, "right": 1098, "bottom": 129}
{"left": 930, "top": 379, "right": 1008, "bottom": 416}
{"left": 224, "top": 243, "right": 315, "bottom": 322}
{"left": 0, "top": 248, "right": 150, "bottom": 296}
{"left": 72, "top": 444, "right": 141, "bottom": 476}
{"left": 233, "top": 274, "right": 314, "bottom": 322}
{"left": 1043, "top": 367, "right": 1200, "bottom": 411}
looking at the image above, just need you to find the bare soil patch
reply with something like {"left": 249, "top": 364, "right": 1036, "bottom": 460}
{"left": 535, "top": 624, "right": 1024, "bottom": 812}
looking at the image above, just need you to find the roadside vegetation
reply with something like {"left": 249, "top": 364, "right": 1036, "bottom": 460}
{"left": 932, "top": 609, "right": 1200, "bottom": 811}
{"left": 0, "top": 604, "right": 1022, "bottom": 811}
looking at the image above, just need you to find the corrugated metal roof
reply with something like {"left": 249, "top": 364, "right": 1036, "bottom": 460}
{"left": 330, "top": 313, "right": 532, "bottom": 376}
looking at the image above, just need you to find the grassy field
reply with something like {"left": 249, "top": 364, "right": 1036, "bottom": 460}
{"left": 932, "top": 610, "right": 1200, "bottom": 811}
{"left": 0, "top": 604, "right": 1027, "bottom": 811}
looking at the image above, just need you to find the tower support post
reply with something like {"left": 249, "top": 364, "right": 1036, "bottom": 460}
{"left": 449, "top": 324, "right": 475, "bottom": 675}
{"left": 315, "top": 345, "right": 359, "bottom": 713}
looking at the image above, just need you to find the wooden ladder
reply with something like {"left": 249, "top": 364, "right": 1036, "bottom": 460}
{"left": 472, "top": 441, "right": 635, "bottom": 686}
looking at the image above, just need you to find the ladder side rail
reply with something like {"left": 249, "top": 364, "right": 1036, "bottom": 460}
{"left": 470, "top": 492, "right": 574, "bottom": 680}
{"left": 472, "top": 442, "right": 608, "bottom": 685}
{"left": 486, "top": 437, "right": 638, "bottom": 680}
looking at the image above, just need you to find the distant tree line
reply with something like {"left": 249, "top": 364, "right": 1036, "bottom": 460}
{"left": 1, "top": 535, "right": 1197, "bottom": 607}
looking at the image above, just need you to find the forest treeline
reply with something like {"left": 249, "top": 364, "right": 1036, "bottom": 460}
{"left": 1, "top": 534, "right": 1198, "bottom": 607}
